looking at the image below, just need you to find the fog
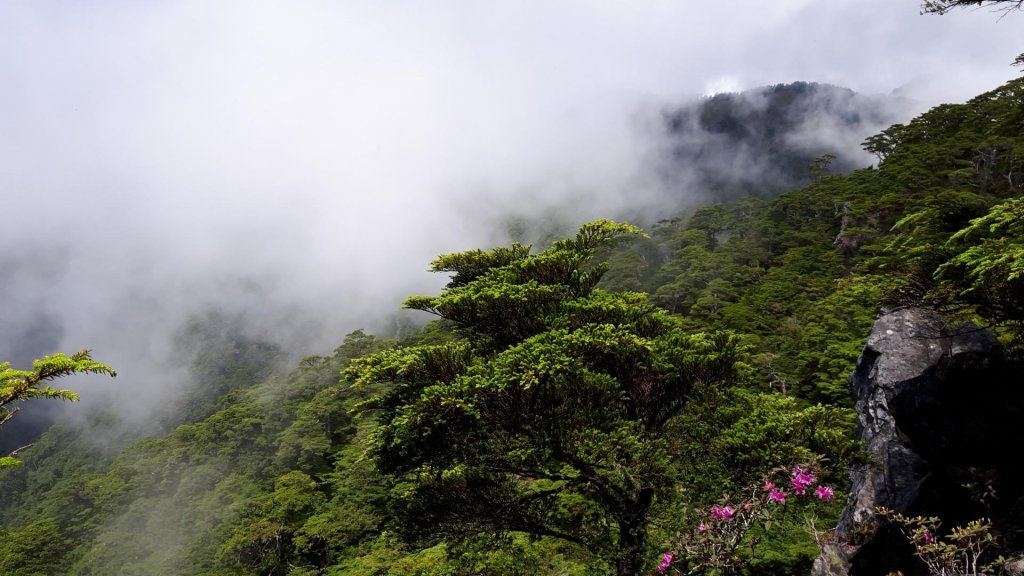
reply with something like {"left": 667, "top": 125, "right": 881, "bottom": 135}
{"left": 1, "top": 1, "right": 1021, "bottom": 424}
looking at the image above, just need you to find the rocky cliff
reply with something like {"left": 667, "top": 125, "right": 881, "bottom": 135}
{"left": 813, "top": 308, "right": 1024, "bottom": 576}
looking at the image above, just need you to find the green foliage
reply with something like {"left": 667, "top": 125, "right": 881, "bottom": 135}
{"left": 350, "top": 220, "right": 740, "bottom": 576}
{"left": 665, "top": 461, "right": 842, "bottom": 576}
{"left": 0, "top": 517, "right": 70, "bottom": 576}
{"left": 935, "top": 197, "right": 1024, "bottom": 334}
{"left": 623, "top": 182, "right": 885, "bottom": 405}
{"left": 655, "top": 386, "right": 856, "bottom": 561}
{"left": 5, "top": 75, "right": 1024, "bottom": 576}
{"left": 216, "top": 471, "right": 325, "bottom": 574}
{"left": 878, "top": 508, "right": 1002, "bottom": 576}
{"left": 169, "top": 311, "right": 287, "bottom": 425}
{"left": 0, "top": 350, "right": 115, "bottom": 468}
{"left": 404, "top": 219, "right": 647, "bottom": 351}
{"left": 607, "top": 76, "right": 1024, "bottom": 407}
{"left": 875, "top": 77, "right": 1024, "bottom": 345}
{"left": 0, "top": 330, "right": 393, "bottom": 576}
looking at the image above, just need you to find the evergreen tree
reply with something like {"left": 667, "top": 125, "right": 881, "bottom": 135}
{"left": 0, "top": 351, "right": 115, "bottom": 468}
{"left": 347, "top": 220, "right": 741, "bottom": 576}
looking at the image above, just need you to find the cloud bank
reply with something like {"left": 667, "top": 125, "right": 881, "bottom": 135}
{"left": 0, "top": 1, "right": 1020, "bottom": 421}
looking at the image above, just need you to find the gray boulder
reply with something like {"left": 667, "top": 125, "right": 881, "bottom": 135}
{"left": 811, "top": 307, "right": 1017, "bottom": 576}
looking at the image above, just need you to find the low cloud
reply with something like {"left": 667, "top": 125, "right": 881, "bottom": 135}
{"left": 0, "top": 1, "right": 1020, "bottom": 426}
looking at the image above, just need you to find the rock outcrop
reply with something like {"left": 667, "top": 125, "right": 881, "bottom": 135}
{"left": 812, "top": 308, "right": 1023, "bottom": 576}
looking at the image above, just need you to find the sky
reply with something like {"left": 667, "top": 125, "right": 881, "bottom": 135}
{"left": 0, "top": 0, "right": 1021, "bottom": 418}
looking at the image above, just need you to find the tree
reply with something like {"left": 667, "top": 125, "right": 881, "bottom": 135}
{"left": 934, "top": 197, "right": 1024, "bottom": 336}
{"left": 862, "top": 124, "right": 905, "bottom": 162}
{"left": 922, "top": 0, "right": 1024, "bottom": 15}
{"left": 0, "top": 350, "right": 115, "bottom": 468}
{"left": 347, "top": 220, "right": 741, "bottom": 576}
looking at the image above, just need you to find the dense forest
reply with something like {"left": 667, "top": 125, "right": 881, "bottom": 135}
{"left": 3, "top": 70, "right": 1024, "bottom": 576}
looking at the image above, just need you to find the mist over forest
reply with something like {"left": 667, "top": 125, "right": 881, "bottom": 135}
{"left": 2, "top": 1, "right": 1016, "bottom": 421}
{"left": 2, "top": 2, "right": 1024, "bottom": 576}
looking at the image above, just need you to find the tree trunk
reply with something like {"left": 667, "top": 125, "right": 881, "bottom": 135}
{"left": 615, "top": 489, "right": 654, "bottom": 576}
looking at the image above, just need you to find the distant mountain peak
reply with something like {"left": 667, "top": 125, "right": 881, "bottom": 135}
{"left": 661, "top": 82, "right": 909, "bottom": 199}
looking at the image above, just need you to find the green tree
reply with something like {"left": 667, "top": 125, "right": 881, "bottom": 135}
{"left": 934, "top": 196, "right": 1024, "bottom": 338}
{"left": 347, "top": 220, "right": 741, "bottom": 576}
{"left": 0, "top": 351, "right": 115, "bottom": 468}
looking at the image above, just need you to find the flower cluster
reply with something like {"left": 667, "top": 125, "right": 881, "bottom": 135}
{"left": 658, "top": 463, "right": 838, "bottom": 574}
{"left": 711, "top": 505, "right": 736, "bottom": 521}
{"left": 790, "top": 465, "right": 816, "bottom": 495}
{"left": 761, "top": 467, "right": 833, "bottom": 507}
{"left": 657, "top": 553, "right": 673, "bottom": 574}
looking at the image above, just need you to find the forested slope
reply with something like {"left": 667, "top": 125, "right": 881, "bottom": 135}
{"left": 2, "top": 76, "right": 1023, "bottom": 576}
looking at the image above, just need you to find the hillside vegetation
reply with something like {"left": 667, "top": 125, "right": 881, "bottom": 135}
{"left": 2, "top": 76, "right": 1023, "bottom": 576}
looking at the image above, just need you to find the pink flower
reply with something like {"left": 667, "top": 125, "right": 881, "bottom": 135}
{"left": 658, "top": 552, "right": 673, "bottom": 573}
{"left": 815, "top": 485, "right": 834, "bottom": 500}
{"left": 698, "top": 522, "right": 707, "bottom": 533}
{"left": 846, "top": 544, "right": 857, "bottom": 552}
{"left": 922, "top": 531, "right": 935, "bottom": 544}
{"left": 769, "top": 489, "right": 787, "bottom": 504}
{"left": 791, "top": 466, "right": 816, "bottom": 495}
{"left": 791, "top": 478, "right": 807, "bottom": 494}
{"left": 763, "top": 481, "right": 775, "bottom": 491}
{"left": 711, "top": 505, "right": 736, "bottom": 521}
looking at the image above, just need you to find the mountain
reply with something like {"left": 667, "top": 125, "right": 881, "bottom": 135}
{"left": 662, "top": 82, "right": 906, "bottom": 199}
{"left": 2, "top": 75, "right": 1023, "bottom": 575}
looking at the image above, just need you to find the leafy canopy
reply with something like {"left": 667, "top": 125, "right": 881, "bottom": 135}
{"left": 0, "top": 350, "right": 115, "bottom": 468}
{"left": 347, "top": 220, "right": 742, "bottom": 576}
